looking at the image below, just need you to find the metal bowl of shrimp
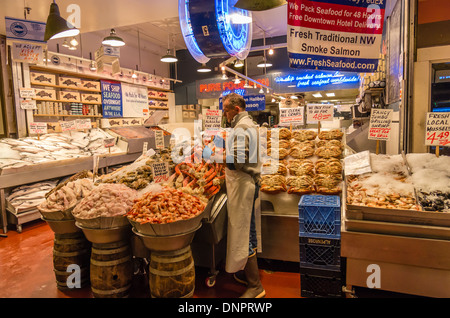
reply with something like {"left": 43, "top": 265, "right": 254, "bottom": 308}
{"left": 132, "top": 224, "right": 201, "bottom": 252}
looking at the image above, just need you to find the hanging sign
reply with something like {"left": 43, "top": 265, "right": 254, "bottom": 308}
{"left": 219, "top": 94, "right": 266, "bottom": 111}
{"left": 121, "top": 83, "right": 149, "bottom": 118}
{"left": 368, "top": 108, "right": 393, "bottom": 140}
{"left": 307, "top": 104, "right": 334, "bottom": 123}
{"left": 11, "top": 42, "right": 44, "bottom": 64}
{"left": 101, "top": 80, "right": 123, "bottom": 118}
{"left": 5, "top": 17, "right": 46, "bottom": 43}
{"left": 279, "top": 107, "right": 305, "bottom": 125}
{"left": 287, "top": 0, "right": 386, "bottom": 72}
{"left": 425, "top": 112, "right": 450, "bottom": 146}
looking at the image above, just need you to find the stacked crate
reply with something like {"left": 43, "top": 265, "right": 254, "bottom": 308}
{"left": 298, "top": 195, "right": 344, "bottom": 298}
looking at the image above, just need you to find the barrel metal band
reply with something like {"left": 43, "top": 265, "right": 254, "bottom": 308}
{"left": 150, "top": 251, "right": 192, "bottom": 263}
{"left": 90, "top": 256, "right": 131, "bottom": 267}
{"left": 53, "top": 248, "right": 90, "bottom": 257}
{"left": 91, "top": 245, "right": 129, "bottom": 254}
{"left": 91, "top": 284, "right": 131, "bottom": 295}
{"left": 149, "top": 261, "right": 194, "bottom": 276}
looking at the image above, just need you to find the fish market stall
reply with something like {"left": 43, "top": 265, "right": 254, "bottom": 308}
{"left": 341, "top": 152, "right": 450, "bottom": 298}
{"left": 0, "top": 128, "right": 141, "bottom": 233}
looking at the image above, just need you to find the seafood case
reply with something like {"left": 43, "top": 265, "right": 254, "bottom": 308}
{"left": 344, "top": 152, "right": 450, "bottom": 234}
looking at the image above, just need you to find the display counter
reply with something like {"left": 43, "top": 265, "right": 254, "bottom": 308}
{"left": 341, "top": 152, "right": 450, "bottom": 298}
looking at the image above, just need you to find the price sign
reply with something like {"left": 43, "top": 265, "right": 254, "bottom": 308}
{"left": 75, "top": 118, "right": 92, "bottom": 130}
{"left": 155, "top": 130, "right": 164, "bottom": 149}
{"left": 425, "top": 112, "right": 450, "bottom": 146}
{"left": 152, "top": 162, "right": 169, "bottom": 183}
{"left": 103, "top": 137, "right": 116, "bottom": 148}
{"left": 307, "top": 104, "right": 334, "bottom": 124}
{"left": 279, "top": 107, "right": 304, "bottom": 125}
{"left": 368, "top": 109, "right": 393, "bottom": 140}
{"left": 59, "top": 120, "right": 76, "bottom": 132}
{"left": 20, "top": 99, "right": 37, "bottom": 110}
{"left": 204, "top": 109, "right": 222, "bottom": 130}
{"left": 19, "top": 88, "right": 36, "bottom": 99}
{"left": 29, "top": 122, "right": 47, "bottom": 135}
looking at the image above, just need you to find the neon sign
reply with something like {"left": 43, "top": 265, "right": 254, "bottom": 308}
{"left": 274, "top": 71, "right": 359, "bottom": 88}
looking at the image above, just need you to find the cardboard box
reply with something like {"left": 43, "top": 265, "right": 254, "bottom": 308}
{"left": 80, "top": 80, "right": 100, "bottom": 91}
{"left": 30, "top": 72, "right": 56, "bottom": 86}
{"left": 81, "top": 93, "right": 101, "bottom": 104}
{"left": 59, "top": 91, "right": 81, "bottom": 102}
{"left": 59, "top": 76, "right": 81, "bottom": 88}
{"left": 34, "top": 88, "right": 56, "bottom": 100}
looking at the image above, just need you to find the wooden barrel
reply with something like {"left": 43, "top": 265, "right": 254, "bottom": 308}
{"left": 90, "top": 241, "right": 133, "bottom": 298}
{"left": 53, "top": 232, "right": 91, "bottom": 291}
{"left": 149, "top": 246, "right": 195, "bottom": 298}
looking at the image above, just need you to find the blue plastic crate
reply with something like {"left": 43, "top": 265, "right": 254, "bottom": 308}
{"left": 299, "top": 195, "right": 341, "bottom": 239}
{"left": 299, "top": 236, "right": 341, "bottom": 271}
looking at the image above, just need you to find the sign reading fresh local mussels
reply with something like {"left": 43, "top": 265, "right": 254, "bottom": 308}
{"left": 101, "top": 80, "right": 123, "bottom": 118}
{"left": 287, "top": 0, "right": 386, "bottom": 72}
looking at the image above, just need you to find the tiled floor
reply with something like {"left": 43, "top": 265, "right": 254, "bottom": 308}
{"left": 0, "top": 220, "right": 425, "bottom": 299}
{"left": 0, "top": 220, "right": 301, "bottom": 298}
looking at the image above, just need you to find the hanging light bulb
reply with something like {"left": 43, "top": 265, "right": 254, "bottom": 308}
{"left": 243, "top": 81, "right": 252, "bottom": 88}
{"left": 234, "top": 75, "right": 241, "bottom": 84}
{"left": 221, "top": 72, "right": 228, "bottom": 80}
{"left": 259, "top": 87, "right": 264, "bottom": 94}
{"left": 70, "top": 37, "right": 78, "bottom": 47}
{"left": 268, "top": 46, "right": 274, "bottom": 55}
{"left": 89, "top": 60, "right": 97, "bottom": 71}
{"left": 132, "top": 72, "right": 138, "bottom": 79}
{"left": 62, "top": 39, "right": 70, "bottom": 48}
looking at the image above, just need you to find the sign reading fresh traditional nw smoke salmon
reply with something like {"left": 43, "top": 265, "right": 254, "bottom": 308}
{"left": 287, "top": 0, "right": 386, "bottom": 72}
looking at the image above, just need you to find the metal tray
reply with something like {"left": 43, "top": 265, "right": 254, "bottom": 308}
{"left": 74, "top": 215, "right": 130, "bottom": 229}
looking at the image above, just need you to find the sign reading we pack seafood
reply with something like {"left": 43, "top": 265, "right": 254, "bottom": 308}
{"left": 287, "top": 0, "right": 386, "bottom": 72}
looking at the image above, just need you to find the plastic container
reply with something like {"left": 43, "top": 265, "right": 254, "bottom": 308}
{"left": 299, "top": 195, "right": 341, "bottom": 239}
{"left": 299, "top": 236, "right": 341, "bottom": 271}
{"left": 299, "top": 266, "right": 343, "bottom": 298}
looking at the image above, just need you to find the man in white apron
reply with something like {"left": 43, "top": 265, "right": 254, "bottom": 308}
{"left": 221, "top": 93, "right": 264, "bottom": 298}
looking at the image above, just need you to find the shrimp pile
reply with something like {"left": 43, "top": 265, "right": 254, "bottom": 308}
{"left": 126, "top": 187, "right": 206, "bottom": 224}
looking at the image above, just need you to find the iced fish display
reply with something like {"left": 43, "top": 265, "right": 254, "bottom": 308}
{"left": 7, "top": 180, "right": 58, "bottom": 213}
{"left": 0, "top": 128, "right": 123, "bottom": 170}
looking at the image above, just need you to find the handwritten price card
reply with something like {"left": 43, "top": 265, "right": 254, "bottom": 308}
{"left": 155, "top": 130, "right": 165, "bottom": 149}
{"left": 59, "top": 120, "right": 76, "bottom": 132}
{"left": 29, "top": 122, "right": 47, "bottom": 135}
{"left": 306, "top": 104, "right": 334, "bottom": 124}
{"left": 368, "top": 109, "right": 393, "bottom": 140}
{"left": 152, "top": 162, "right": 169, "bottom": 183}
{"left": 75, "top": 118, "right": 92, "bottom": 130}
{"left": 425, "top": 112, "right": 450, "bottom": 146}
{"left": 279, "top": 107, "right": 304, "bottom": 125}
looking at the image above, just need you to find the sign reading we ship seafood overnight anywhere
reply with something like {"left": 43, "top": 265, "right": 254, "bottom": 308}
{"left": 287, "top": 0, "right": 386, "bottom": 72}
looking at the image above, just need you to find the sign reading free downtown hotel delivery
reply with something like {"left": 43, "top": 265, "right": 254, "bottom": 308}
{"left": 287, "top": 0, "right": 386, "bottom": 72}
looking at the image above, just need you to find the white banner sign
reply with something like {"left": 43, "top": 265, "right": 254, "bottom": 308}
{"left": 279, "top": 107, "right": 304, "bottom": 125}
{"left": 425, "top": 112, "right": 450, "bottom": 147}
{"left": 121, "top": 83, "right": 149, "bottom": 118}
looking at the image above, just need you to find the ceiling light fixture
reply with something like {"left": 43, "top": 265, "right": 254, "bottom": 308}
{"left": 89, "top": 60, "right": 97, "bottom": 71}
{"left": 257, "top": 58, "right": 272, "bottom": 68}
{"left": 230, "top": 13, "right": 253, "bottom": 24}
{"left": 70, "top": 37, "right": 78, "bottom": 47}
{"left": 234, "top": 75, "right": 241, "bottom": 84}
{"left": 102, "top": 29, "right": 125, "bottom": 47}
{"left": 62, "top": 39, "right": 70, "bottom": 48}
{"left": 312, "top": 93, "right": 323, "bottom": 98}
{"left": 161, "top": 32, "right": 178, "bottom": 63}
{"left": 44, "top": 1, "right": 80, "bottom": 41}
{"left": 197, "top": 63, "right": 211, "bottom": 73}
{"left": 326, "top": 92, "right": 335, "bottom": 97}
{"left": 243, "top": 80, "right": 252, "bottom": 88}
{"left": 68, "top": 46, "right": 77, "bottom": 51}
{"left": 268, "top": 46, "right": 274, "bottom": 55}
{"left": 234, "top": 59, "right": 244, "bottom": 68}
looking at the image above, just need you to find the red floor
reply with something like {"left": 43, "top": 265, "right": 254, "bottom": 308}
{"left": 0, "top": 220, "right": 301, "bottom": 298}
